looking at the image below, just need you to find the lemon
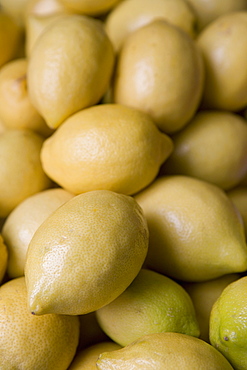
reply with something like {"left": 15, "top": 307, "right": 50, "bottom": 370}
{"left": 25, "top": 190, "right": 149, "bottom": 315}
{"left": 26, "top": 0, "right": 69, "bottom": 17}
{"left": 186, "top": 0, "right": 247, "bottom": 31}
{"left": 0, "top": 58, "right": 52, "bottom": 136}
{"left": 0, "top": 235, "right": 8, "bottom": 283}
{"left": 161, "top": 111, "right": 247, "bottom": 190}
{"left": 0, "top": 0, "right": 29, "bottom": 28}
{"left": 69, "top": 341, "right": 121, "bottom": 370}
{"left": 197, "top": 11, "right": 247, "bottom": 111}
{"left": 227, "top": 186, "right": 247, "bottom": 239}
{"left": 183, "top": 273, "right": 241, "bottom": 342}
{"left": 0, "top": 276, "right": 80, "bottom": 369}
{"left": 59, "top": 0, "right": 122, "bottom": 16}
{"left": 2, "top": 188, "right": 74, "bottom": 278}
{"left": 96, "top": 268, "right": 200, "bottom": 346}
{"left": 134, "top": 175, "right": 247, "bottom": 282}
{"left": 112, "top": 19, "right": 204, "bottom": 134}
{"left": 0, "top": 129, "right": 52, "bottom": 218}
{"left": 41, "top": 104, "right": 173, "bottom": 196}
{"left": 96, "top": 332, "right": 234, "bottom": 369}
{"left": 210, "top": 276, "right": 247, "bottom": 370}
{"left": 27, "top": 14, "right": 115, "bottom": 129}
{"left": 105, "top": 0, "right": 197, "bottom": 52}
{"left": 25, "top": 13, "right": 66, "bottom": 56}
{"left": 78, "top": 312, "right": 109, "bottom": 351}
{"left": 0, "top": 11, "right": 21, "bottom": 68}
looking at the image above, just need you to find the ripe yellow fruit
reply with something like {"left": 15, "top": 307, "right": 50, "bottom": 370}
{"left": 135, "top": 175, "right": 247, "bottom": 282}
{"left": 0, "top": 58, "right": 52, "bottom": 136}
{"left": 41, "top": 104, "right": 173, "bottom": 195}
{"left": 0, "top": 11, "right": 21, "bottom": 68}
{"left": 113, "top": 19, "right": 204, "bottom": 134}
{"left": 96, "top": 268, "right": 200, "bottom": 346}
{"left": 0, "top": 235, "right": 8, "bottom": 283}
{"left": 197, "top": 11, "right": 247, "bottom": 111}
{"left": 105, "top": 0, "right": 197, "bottom": 52}
{"left": 2, "top": 188, "right": 74, "bottom": 278}
{"left": 0, "top": 129, "right": 52, "bottom": 218}
{"left": 0, "top": 0, "right": 30, "bottom": 28}
{"left": 69, "top": 341, "right": 121, "bottom": 370}
{"left": 25, "top": 190, "right": 149, "bottom": 315}
{"left": 183, "top": 273, "right": 241, "bottom": 342}
{"left": 96, "top": 332, "right": 234, "bottom": 369}
{"left": 59, "top": 0, "right": 122, "bottom": 16}
{"left": 161, "top": 111, "right": 247, "bottom": 190}
{"left": 27, "top": 14, "right": 115, "bottom": 129}
{"left": 210, "top": 276, "right": 247, "bottom": 370}
{"left": 186, "top": 0, "right": 247, "bottom": 31}
{"left": 0, "top": 277, "right": 80, "bottom": 369}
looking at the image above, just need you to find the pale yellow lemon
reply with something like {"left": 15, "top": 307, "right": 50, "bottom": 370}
{"left": 113, "top": 19, "right": 204, "bottom": 134}
{"left": 59, "top": 0, "right": 122, "bottom": 16}
{"left": 0, "top": 235, "right": 8, "bottom": 283}
{"left": 161, "top": 111, "right": 247, "bottom": 190}
{"left": 227, "top": 186, "right": 247, "bottom": 239}
{"left": 96, "top": 332, "right": 234, "bottom": 369}
{"left": 96, "top": 268, "right": 200, "bottom": 346}
{"left": 187, "top": 0, "right": 247, "bottom": 31}
{"left": 0, "top": 129, "right": 52, "bottom": 218}
{"left": 0, "top": 277, "right": 80, "bottom": 369}
{"left": 25, "top": 190, "right": 149, "bottom": 315}
{"left": 183, "top": 273, "right": 241, "bottom": 342}
{"left": 105, "top": 0, "right": 197, "bottom": 52}
{"left": 27, "top": 14, "right": 115, "bottom": 129}
{"left": 197, "top": 11, "right": 247, "bottom": 111}
{"left": 2, "top": 188, "right": 74, "bottom": 278}
{"left": 26, "top": 0, "right": 69, "bottom": 17}
{"left": 69, "top": 341, "right": 121, "bottom": 370}
{"left": 0, "top": 11, "right": 22, "bottom": 68}
{"left": 134, "top": 175, "right": 247, "bottom": 282}
{"left": 41, "top": 104, "right": 173, "bottom": 196}
{"left": 210, "top": 276, "right": 247, "bottom": 370}
{"left": 25, "top": 13, "right": 66, "bottom": 56}
{"left": 0, "top": 0, "right": 30, "bottom": 28}
{"left": 0, "top": 58, "right": 52, "bottom": 136}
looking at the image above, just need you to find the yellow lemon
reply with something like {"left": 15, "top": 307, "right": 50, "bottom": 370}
{"left": 0, "top": 0, "right": 30, "bottom": 28}
{"left": 227, "top": 186, "right": 247, "bottom": 239}
{"left": 27, "top": 14, "right": 115, "bottom": 129}
{"left": 210, "top": 276, "right": 247, "bottom": 370}
{"left": 2, "top": 188, "right": 74, "bottom": 278}
{"left": 183, "top": 273, "right": 241, "bottom": 342}
{"left": 134, "top": 175, "right": 247, "bottom": 282}
{"left": 161, "top": 111, "right": 247, "bottom": 190}
{"left": 96, "top": 268, "right": 200, "bottom": 346}
{"left": 197, "top": 11, "right": 247, "bottom": 111}
{"left": 105, "top": 0, "right": 197, "bottom": 52}
{"left": 96, "top": 332, "right": 234, "bottom": 369}
{"left": 25, "top": 0, "right": 69, "bottom": 17}
{"left": 0, "top": 58, "right": 52, "bottom": 136}
{"left": 0, "top": 129, "right": 52, "bottom": 218}
{"left": 59, "top": 0, "right": 122, "bottom": 16}
{"left": 0, "top": 235, "right": 8, "bottom": 283}
{"left": 0, "top": 277, "right": 80, "bottom": 369}
{"left": 112, "top": 19, "right": 204, "bottom": 134}
{"left": 25, "top": 190, "right": 149, "bottom": 315}
{"left": 41, "top": 104, "right": 173, "bottom": 195}
{"left": 69, "top": 341, "right": 121, "bottom": 370}
{"left": 0, "top": 11, "right": 22, "bottom": 68}
{"left": 186, "top": 0, "right": 247, "bottom": 31}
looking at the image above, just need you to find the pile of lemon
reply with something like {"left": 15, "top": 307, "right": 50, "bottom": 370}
{"left": 0, "top": 0, "right": 247, "bottom": 369}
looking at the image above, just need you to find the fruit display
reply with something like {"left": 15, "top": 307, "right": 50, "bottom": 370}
{"left": 0, "top": 0, "right": 246, "bottom": 368}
